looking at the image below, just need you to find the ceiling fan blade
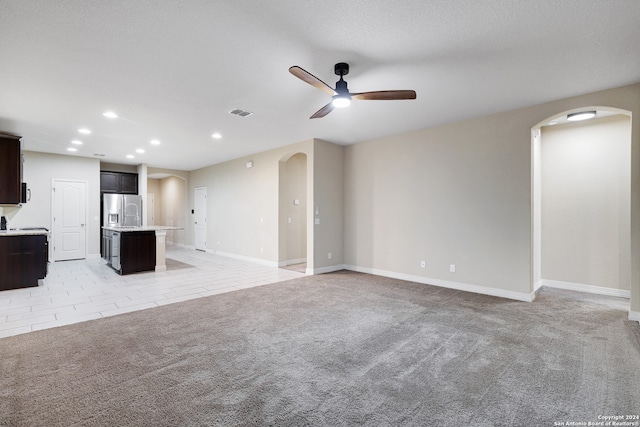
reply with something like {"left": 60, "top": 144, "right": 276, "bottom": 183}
{"left": 289, "top": 66, "right": 336, "bottom": 96}
{"left": 310, "top": 102, "right": 335, "bottom": 119}
{"left": 351, "top": 90, "right": 417, "bottom": 100}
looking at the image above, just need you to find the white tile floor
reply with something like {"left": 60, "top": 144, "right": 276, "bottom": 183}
{"left": 0, "top": 247, "right": 305, "bottom": 339}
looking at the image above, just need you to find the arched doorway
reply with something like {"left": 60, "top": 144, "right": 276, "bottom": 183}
{"left": 278, "top": 152, "right": 308, "bottom": 272}
{"left": 532, "top": 107, "right": 632, "bottom": 298}
{"left": 147, "top": 173, "right": 189, "bottom": 247}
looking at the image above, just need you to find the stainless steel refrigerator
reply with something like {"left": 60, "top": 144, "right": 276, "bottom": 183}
{"left": 103, "top": 194, "right": 142, "bottom": 227}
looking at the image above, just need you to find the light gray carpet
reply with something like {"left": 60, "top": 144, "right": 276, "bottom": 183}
{"left": 1, "top": 271, "right": 639, "bottom": 426}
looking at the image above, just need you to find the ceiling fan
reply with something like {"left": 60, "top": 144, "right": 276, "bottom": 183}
{"left": 289, "top": 62, "right": 417, "bottom": 119}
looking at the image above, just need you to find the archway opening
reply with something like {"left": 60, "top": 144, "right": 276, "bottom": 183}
{"left": 278, "top": 152, "right": 308, "bottom": 272}
{"left": 532, "top": 107, "right": 632, "bottom": 299}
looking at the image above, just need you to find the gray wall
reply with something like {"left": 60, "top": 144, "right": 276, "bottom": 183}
{"left": 6, "top": 82, "right": 640, "bottom": 317}
{"left": 279, "top": 152, "right": 307, "bottom": 264}
{"left": 541, "top": 115, "right": 631, "bottom": 291}
{"left": 344, "top": 111, "right": 531, "bottom": 296}
{"left": 311, "top": 139, "right": 344, "bottom": 272}
{"left": 343, "top": 83, "right": 640, "bottom": 309}
{"left": 189, "top": 139, "right": 314, "bottom": 265}
{"left": 187, "top": 138, "right": 345, "bottom": 273}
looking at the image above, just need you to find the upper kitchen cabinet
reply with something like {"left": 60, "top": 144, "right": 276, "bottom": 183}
{"left": 100, "top": 171, "right": 138, "bottom": 194}
{"left": 0, "top": 134, "right": 23, "bottom": 205}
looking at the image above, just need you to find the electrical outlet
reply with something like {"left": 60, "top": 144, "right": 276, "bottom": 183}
{"left": 450, "top": 264, "right": 456, "bottom": 273}
{"left": 328, "top": 252, "right": 332, "bottom": 260}
{"left": 420, "top": 260, "right": 426, "bottom": 268}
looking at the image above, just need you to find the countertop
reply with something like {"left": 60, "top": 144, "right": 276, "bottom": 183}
{"left": 102, "top": 226, "right": 183, "bottom": 232}
{"left": 0, "top": 229, "right": 50, "bottom": 236}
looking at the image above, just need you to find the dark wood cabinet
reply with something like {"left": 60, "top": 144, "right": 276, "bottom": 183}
{"left": 100, "top": 171, "right": 138, "bottom": 194}
{"left": 119, "top": 173, "right": 138, "bottom": 194}
{"left": 0, "top": 134, "right": 22, "bottom": 205}
{"left": 120, "top": 231, "right": 156, "bottom": 275}
{"left": 0, "top": 234, "right": 48, "bottom": 291}
{"left": 100, "top": 172, "right": 119, "bottom": 193}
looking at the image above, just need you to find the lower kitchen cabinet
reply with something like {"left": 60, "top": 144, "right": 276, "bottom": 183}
{"left": 0, "top": 234, "right": 48, "bottom": 291}
{"left": 119, "top": 231, "right": 156, "bottom": 275}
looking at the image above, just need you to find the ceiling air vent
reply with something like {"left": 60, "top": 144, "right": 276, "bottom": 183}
{"left": 229, "top": 108, "right": 253, "bottom": 117}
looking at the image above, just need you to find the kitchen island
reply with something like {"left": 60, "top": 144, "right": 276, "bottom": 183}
{"left": 0, "top": 228, "right": 49, "bottom": 290}
{"left": 102, "top": 226, "right": 182, "bottom": 275}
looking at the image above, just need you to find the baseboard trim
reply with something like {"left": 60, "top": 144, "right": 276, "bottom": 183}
{"left": 278, "top": 258, "right": 307, "bottom": 268}
{"left": 343, "top": 265, "right": 535, "bottom": 302}
{"left": 533, "top": 280, "right": 543, "bottom": 293}
{"left": 87, "top": 253, "right": 101, "bottom": 260}
{"left": 309, "top": 264, "right": 346, "bottom": 275}
{"left": 206, "top": 250, "right": 279, "bottom": 268}
{"left": 629, "top": 311, "right": 640, "bottom": 323}
{"left": 542, "top": 279, "right": 630, "bottom": 299}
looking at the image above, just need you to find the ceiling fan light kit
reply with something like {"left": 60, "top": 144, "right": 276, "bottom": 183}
{"left": 289, "top": 62, "right": 416, "bottom": 119}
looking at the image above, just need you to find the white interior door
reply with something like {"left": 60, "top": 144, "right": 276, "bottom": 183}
{"left": 194, "top": 187, "right": 207, "bottom": 251}
{"left": 147, "top": 192, "right": 155, "bottom": 225}
{"left": 52, "top": 180, "right": 87, "bottom": 261}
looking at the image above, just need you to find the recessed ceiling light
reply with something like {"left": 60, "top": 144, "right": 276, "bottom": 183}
{"left": 71, "top": 140, "right": 83, "bottom": 145}
{"left": 150, "top": 139, "right": 161, "bottom": 145}
{"left": 211, "top": 133, "right": 222, "bottom": 139}
{"left": 547, "top": 120, "right": 558, "bottom": 126}
{"left": 136, "top": 148, "right": 145, "bottom": 154}
{"left": 103, "top": 111, "right": 118, "bottom": 119}
{"left": 67, "top": 147, "right": 78, "bottom": 152}
{"left": 78, "top": 128, "right": 91, "bottom": 134}
{"left": 126, "top": 154, "right": 134, "bottom": 159}
{"left": 567, "top": 111, "right": 596, "bottom": 121}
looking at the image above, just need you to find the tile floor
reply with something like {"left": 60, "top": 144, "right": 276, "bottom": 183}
{"left": 0, "top": 247, "right": 305, "bottom": 339}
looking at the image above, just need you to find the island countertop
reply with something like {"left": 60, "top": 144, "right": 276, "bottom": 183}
{"left": 102, "top": 226, "right": 182, "bottom": 232}
{"left": 0, "top": 229, "right": 50, "bottom": 237}
{"left": 102, "top": 226, "right": 182, "bottom": 274}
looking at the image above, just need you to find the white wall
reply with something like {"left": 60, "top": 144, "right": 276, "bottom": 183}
{"left": 14, "top": 151, "right": 101, "bottom": 256}
{"left": 541, "top": 115, "right": 631, "bottom": 291}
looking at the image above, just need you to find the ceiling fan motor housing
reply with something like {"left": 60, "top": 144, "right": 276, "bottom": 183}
{"left": 334, "top": 62, "right": 349, "bottom": 76}
{"left": 335, "top": 78, "right": 349, "bottom": 95}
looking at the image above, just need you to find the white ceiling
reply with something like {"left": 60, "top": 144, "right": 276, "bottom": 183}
{"left": 1, "top": 1, "right": 639, "bottom": 171}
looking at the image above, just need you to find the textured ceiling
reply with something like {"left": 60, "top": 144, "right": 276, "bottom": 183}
{"left": 1, "top": 0, "right": 639, "bottom": 171}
